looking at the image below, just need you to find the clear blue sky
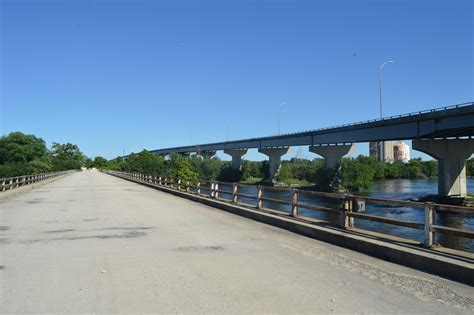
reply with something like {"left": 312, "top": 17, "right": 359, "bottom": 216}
{"left": 1, "top": 0, "right": 472, "bottom": 161}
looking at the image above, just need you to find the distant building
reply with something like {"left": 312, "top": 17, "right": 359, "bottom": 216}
{"left": 393, "top": 141, "right": 410, "bottom": 163}
{"left": 369, "top": 141, "right": 394, "bottom": 162}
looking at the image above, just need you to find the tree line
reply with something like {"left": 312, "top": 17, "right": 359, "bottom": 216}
{"left": 0, "top": 132, "right": 85, "bottom": 177}
{"left": 98, "top": 149, "right": 474, "bottom": 192}
{"left": 2, "top": 131, "right": 473, "bottom": 192}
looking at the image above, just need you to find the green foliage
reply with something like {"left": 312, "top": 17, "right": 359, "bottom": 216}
{"left": 164, "top": 153, "right": 198, "bottom": 179}
{"left": 422, "top": 160, "right": 438, "bottom": 178}
{"left": 0, "top": 132, "right": 84, "bottom": 176}
{"left": 189, "top": 156, "right": 227, "bottom": 180}
{"left": 51, "top": 143, "right": 84, "bottom": 161}
{"left": 50, "top": 142, "right": 84, "bottom": 171}
{"left": 275, "top": 163, "right": 292, "bottom": 183}
{"left": 125, "top": 150, "right": 165, "bottom": 175}
{"left": 217, "top": 167, "right": 242, "bottom": 182}
{"left": 340, "top": 158, "right": 374, "bottom": 191}
{"left": 0, "top": 132, "right": 48, "bottom": 163}
{"left": 241, "top": 160, "right": 265, "bottom": 180}
{"left": 467, "top": 159, "right": 474, "bottom": 177}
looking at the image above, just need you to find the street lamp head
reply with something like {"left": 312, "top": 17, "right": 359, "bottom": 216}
{"left": 381, "top": 60, "right": 394, "bottom": 69}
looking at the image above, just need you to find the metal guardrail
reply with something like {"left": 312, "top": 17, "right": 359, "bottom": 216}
{"left": 0, "top": 171, "right": 73, "bottom": 192}
{"left": 105, "top": 170, "right": 474, "bottom": 252}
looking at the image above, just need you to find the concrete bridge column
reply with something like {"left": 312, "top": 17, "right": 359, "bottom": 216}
{"left": 224, "top": 149, "right": 248, "bottom": 170}
{"left": 412, "top": 139, "right": 474, "bottom": 197}
{"left": 200, "top": 151, "right": 216, "bottom": 159}
{"left": 258, "top": 147, "right": 291, "bottom": 182}
{"left": 309, "top": 144, "right": 356, "bottom": 169}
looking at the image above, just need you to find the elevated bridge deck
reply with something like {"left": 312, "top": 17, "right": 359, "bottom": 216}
{"left": 1, "top": 171, "right": 473, "bottom": 313}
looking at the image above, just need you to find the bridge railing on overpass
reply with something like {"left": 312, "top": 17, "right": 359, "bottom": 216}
{"left": 104, "top": 170, "right": 474, "bottom": 254}
{"left": 0, "top": 171, "right": 74, "bottom": 192}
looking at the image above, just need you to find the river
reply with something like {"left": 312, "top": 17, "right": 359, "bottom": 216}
{"left": 216, "top": 178, "right": 474, "bottom": 252}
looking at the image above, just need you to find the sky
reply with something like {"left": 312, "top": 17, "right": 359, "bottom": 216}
{"left": 1, "top": 0, "right": 472, "bottom": 161}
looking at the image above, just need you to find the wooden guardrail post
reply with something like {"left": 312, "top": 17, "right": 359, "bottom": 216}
{"left": 291, "top": 189, "right": 299, "bottom": 217}
{"left": 424, "top": 202, "right": 435, "bottom": 248}
{"left": 232, "top": 183, "right": 238, "bottom": 203}
{"left": 340, "top": 196, "right": 353, "bottom": 229}
{"left": 210, "top": 182, "right": 215, "bottom": 198}
{"left": 214, "top": 182, "right": 219, "bottom": 199}
{"left": 257, "top": 185, "right": 263, "bottom": 209}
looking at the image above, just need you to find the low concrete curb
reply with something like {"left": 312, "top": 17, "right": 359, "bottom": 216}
{"left": 107, "top": 172, "right": 474, "bottom": 286}
{"left": 0, "top": 172, "right": 76, "bottom": 201}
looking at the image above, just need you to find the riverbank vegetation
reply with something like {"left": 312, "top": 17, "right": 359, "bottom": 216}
{"left": 0, "top": 132, "right": 85, "bottom": 177}
{"left": 97, "top": 149, "right": 474, "bottom": 192}
{"left": 3, "top": 130, "right": 471, "bottom": 193}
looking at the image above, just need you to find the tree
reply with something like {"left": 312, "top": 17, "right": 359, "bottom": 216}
{"left": 164, "top": 153, "right": 198, "bottom": 179}
{"left": 125, "top": 150, "right": 164, "bottom": 174}
{"left": 0, "top": 132, "right": 48, "bottom": 163}
{"left": 340, "top": 158, "right": 374, "bottom": 191}
{"left": 50, "top": 143, "right": 84, "bottom": 161}
{"left": 421, "top": 160, "right": 437, "bottom": 178}
{"left": 50, "top": 142, "right": 84, "bottom": 171}
{"left": 276, "top": 163, "right": 292, "bottom": 183}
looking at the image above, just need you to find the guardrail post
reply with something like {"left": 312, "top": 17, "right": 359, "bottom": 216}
{"left": 210, "top": 182, "right": 215, "bottom": 198}
{"left": 177, "top": 178, "right": 181, "bottom": 190}
{"left": 232, "top": 183, "right": 238, "bottom": 203}
{"left": 424, "top": 202, "right": 435, "bottom": 248}
{"left": 291, "top": 189, "right": 299, "bottom": 217}
{"left": 257, "top": 185, "right": 263, "bottom": 209}
{"left": 214, "top": 182, "right": 219, "bottom": 199}
{"left": 158, "top": 176, "right": 162, "bottom": 185}
{"left": 186, "top": 180, "right": 190, "bottom": 192}
{"left": 1, "top": 179, "right": 5, "bottom": 191}
{"left": 340, "top": 196, "right": 353, "bottom": 229}
{"left": 197, "top": 181, "right": 201, "bottom": 195}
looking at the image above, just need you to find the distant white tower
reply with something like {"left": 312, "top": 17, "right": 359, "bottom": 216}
{"left": 393, "top": 141, "right": 410, "bottom": 163}
{"left": 369, "top": 141, "right": 394, "bottom": 162}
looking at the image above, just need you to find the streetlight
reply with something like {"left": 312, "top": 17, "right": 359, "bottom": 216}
{"left": 278, "top": 102, "right": 286, "bottom": 135}
{"left": 379, "top": 60, "right": 394, "bottom": 118}
{"left": 378, "top": 60, "right": 394, "bottom": 162}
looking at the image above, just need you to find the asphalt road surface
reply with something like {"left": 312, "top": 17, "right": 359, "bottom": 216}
{"left": 1, "top": 171, "right": 473, "bottom": 314}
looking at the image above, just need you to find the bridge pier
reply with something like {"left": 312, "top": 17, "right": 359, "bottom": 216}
{"left": 258, "top": 147, "right": 291, "bottom": 182}
{"left": 309, "top": 144, "right": 356, "bottom": 169}
{"left": 224, "top": 149, "right": 248, "bottom": 170}
{"left": 412, "top": 139, "right": 474, "bottom": 197}
{"left": 200, "top": 150, "right": 216, "bottom": 159}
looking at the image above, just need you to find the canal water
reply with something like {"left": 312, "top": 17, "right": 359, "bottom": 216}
{"left": 214, "top": 179, "right": 474, "bottom": 252}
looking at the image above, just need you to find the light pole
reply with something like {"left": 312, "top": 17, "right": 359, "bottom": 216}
{"left": 378, "top": 60, "right": 394, "bottom": 161}
{"left": 379, "top": 60, "right": 393, "bottom": 118}
{"left": 278, "top": 102, "right": 285, "bottom": 135}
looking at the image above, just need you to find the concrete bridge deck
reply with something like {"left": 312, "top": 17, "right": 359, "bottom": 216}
{"left": 1, "top": 171, "right": 473, "bottom": 314}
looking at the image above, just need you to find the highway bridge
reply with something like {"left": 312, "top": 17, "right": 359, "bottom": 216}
{"left": 128, "top": 102, "right": 474, "bottom": 197}
{"left": 1, "top": 171, "right": 473, "bottom": 313}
